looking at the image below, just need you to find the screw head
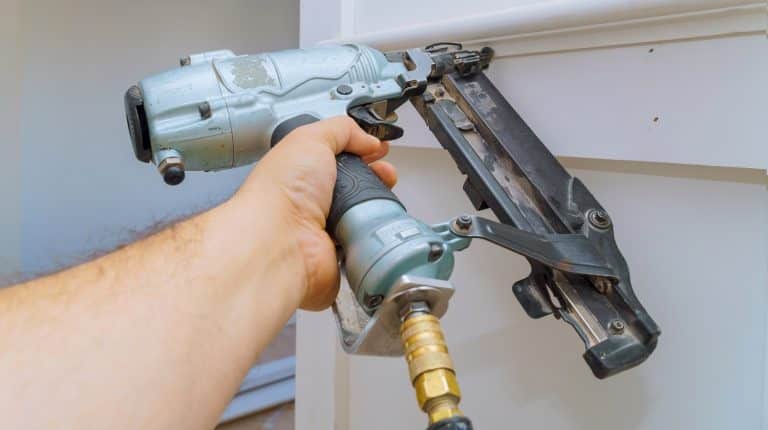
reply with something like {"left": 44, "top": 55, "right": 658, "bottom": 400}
{"left": 428, "top": 243, "right": 444, "bottom": 262}
{"left": 336, "top": 84, "right": 353, "bottom": 95}
{"left": 609, "top": 319, "right": 625, "bottom": 334}
{"left": 198, "top": 101, "right": 212, "bottom": 119}
{"left": 587, "top": 209, "right": 612, "bottom": 229}
{"left": 365, "top": 294, "right": 384, "bottom": 309}
{"left": 455, "top": 215, "right": 473, "bottom": 230}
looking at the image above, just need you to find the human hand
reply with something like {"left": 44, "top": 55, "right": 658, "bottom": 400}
{"left": 235, "top": 116, "right": 397, "bottom": 310}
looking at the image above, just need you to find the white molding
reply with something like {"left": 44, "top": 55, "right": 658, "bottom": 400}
{"left": 322, "top": 1, "right": 765, "bottom": 55}
{"left": 237, "top": 357, "right": 296, "bottom": 394}
{"left": 295, "top": 309, "right": 340, "bottom": 430}
{"left": 470, "top": 3, "right": 765, "bottom": 58}
{"left": 220, "top": 379, "right": 295, "bottom": 423}
{"left": 333, "top": 342, "right": 350, "bottom": 430}
{"left": 763, "top": 170, "right": 768, "bottom": 430}
{"left": 219, "top": 357, "right": 297, "bottom": 423}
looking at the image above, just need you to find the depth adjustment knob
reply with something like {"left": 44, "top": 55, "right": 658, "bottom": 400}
{"left": 157, "top": 156, "right": 185, "bottom": 186}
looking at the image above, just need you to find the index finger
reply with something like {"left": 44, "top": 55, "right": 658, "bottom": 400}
{"left": 289, "top": 116, "right": 383, "bottom": 158}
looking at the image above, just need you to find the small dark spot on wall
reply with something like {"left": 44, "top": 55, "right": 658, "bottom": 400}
{"left": 648, "top": 48, "right": 654, "bottom": 53}
{"left": 652, "top": 116, "right": 659, "bottom": 123}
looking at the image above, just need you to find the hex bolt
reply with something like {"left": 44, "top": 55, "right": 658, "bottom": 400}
{"left": 336, "top": 84, "right": 353, "bottom": 95}
{"left": 198, "top": 101, "right": 212, "bottom": 119}
{"left": 428, "top": 243, "right": 444, "bottom": 262}
{"left": 587, "top": 209, "right": 612, "bottom": 229}
{"left": 609, "top": 319, "right": 625, "bottom": 334}
{"left": 179, "top": 56, "right": 192, "bottom": 67}
{"left": 455, "top": 215, "right": 473, "bottom": 231}
{"left": 569, "top": 214, "right": 585, "bottom": 230}
{"left": 399, "top": 301, "right": 431, "bottom": 320}
{"left": 366, "top": 294, "right": 384, "bottom": 309}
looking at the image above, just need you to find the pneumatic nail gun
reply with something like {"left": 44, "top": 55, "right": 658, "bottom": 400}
{"left": 125, "top": 43, "right": 659, "bottom": 430}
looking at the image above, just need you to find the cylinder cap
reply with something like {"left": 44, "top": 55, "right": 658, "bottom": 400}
{"left": 124, "top": 85, "right": 153, "bottom": 163}
{"left": 162, "top": 165, "right": 185, "bottom": 185}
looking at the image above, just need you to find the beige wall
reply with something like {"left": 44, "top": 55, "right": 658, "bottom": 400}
{"left": 0, "top": 0, "right": 22, "bottom": 279}
{"left": 12, "top": 0, "right": 298, "bottom": 276}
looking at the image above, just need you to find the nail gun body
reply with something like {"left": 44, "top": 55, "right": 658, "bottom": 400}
{"left": 126, "top": 42, "right": 659, "bottom": 429}
{"left": 126, "top": 45, "right": 411, "bottom": 181}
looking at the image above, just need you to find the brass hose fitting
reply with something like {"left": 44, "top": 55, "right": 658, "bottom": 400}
{"left": 400, "top": 302, "right": 465, "bottom": 425}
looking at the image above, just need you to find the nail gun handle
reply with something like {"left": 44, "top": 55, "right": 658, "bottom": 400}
{"left": 327, "top": 152, "right": 402, "bottom": 233}
{"left": 271, "top": 114, "right": 402, "bottom": 235}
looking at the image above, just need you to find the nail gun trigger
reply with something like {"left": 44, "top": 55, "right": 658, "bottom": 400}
{"left": 348, "top": 105, "right": 404, "bottom": 141}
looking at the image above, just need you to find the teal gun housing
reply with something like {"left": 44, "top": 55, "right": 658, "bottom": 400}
{"left": 125, "top": 43, "right": 659, "bottom": 380}
{"left": 126, "top": 44, "right": 409, "bottom": 181}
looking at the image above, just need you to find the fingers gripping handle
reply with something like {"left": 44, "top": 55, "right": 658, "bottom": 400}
{"left": 326, "top": 153, "right": 402, "bottom": 233}
{"left": 270, "top": 115, "right": 402, "bottom": 235}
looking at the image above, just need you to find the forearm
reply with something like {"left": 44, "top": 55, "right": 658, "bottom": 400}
{"left": 0, "top": 189, "right": 303, "bottom": 429}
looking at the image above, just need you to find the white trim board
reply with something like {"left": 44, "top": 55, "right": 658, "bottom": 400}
{"left": 302, "top": 0, "right": 768, "bottom": 171}
{"left": 359, "top": 34, "right": 768, "bottom": 171}
{"left": 763, "top": 181, "right": 768, "bottom": 430}
{"left": 322, "top": 0, "right": 766, "bottom": 55}
{"left": 466, "top": 3, "right": 765, "bottom": 59}
{"left": 219, "top": 357, "right": 296, "bottom": 423}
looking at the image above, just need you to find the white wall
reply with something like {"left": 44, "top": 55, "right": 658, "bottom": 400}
{"left": 11, "top": 0, "right": 299, "bottom": 276}
{"left": 311, "top": 0, "right": 767, "bottom": 171}
{"left": 298, "top": 1, "right": 768, "bottom": 429}
{"left": 389, "top": 34, "right": 768, "bottom": 169}
{"left": 338, "top": 147, "right": 768, "bottom": 430}
{"left": 355, "top": 0, "right": 759, "bottom": 29}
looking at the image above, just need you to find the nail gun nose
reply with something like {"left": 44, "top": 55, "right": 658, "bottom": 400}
{"left": 124, "top": 84, "right": 152, "bottom": 163}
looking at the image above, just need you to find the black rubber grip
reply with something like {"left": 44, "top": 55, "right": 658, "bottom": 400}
{"left": 327, "top": 152, "right": 402, "bottom": 232}
{"left": 270, "top": 114, "right": 319, "bottom": 147}
{"left": 271, "top": 115, "right": 402, "bottom": 234}
{"left": 427, "top": 417, "right": 473, "bottom": 430}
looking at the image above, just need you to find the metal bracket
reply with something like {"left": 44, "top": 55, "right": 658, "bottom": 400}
{"left": 332, "top": 275, "right": 455, "bottom": 356}
{"left": 396, "top": 48, "right": 433, "bottom": 92}
{"left": 448, "top": 215, "right": 618, "bottom": 281}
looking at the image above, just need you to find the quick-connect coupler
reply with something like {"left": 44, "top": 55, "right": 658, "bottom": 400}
{"left": 400, "top": 302, "right": 472, "bottom": 430}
